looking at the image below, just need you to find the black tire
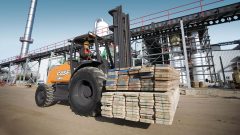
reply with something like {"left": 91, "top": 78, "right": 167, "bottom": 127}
{"left": 69, "top": 67, "right": 106, "bottom": 116}
{"left": 35, "top": 84, "right": 56, "bottom": 107}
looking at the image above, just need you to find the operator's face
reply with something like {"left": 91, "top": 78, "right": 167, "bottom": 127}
{"left": 83, "top": 45, "right": 89, "bottom": 49}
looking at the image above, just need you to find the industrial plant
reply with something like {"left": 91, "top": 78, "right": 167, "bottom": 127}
{"left": 0, "top": 0, "right": 239, "bottom": 134}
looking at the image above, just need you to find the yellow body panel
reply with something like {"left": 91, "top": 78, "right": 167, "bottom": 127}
{"left": 47, "top": 62, "right": 71, "bottom": 84}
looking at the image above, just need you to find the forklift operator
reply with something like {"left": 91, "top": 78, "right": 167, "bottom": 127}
{"left": 80, "top": 41, "right": 92, "bottom": 60}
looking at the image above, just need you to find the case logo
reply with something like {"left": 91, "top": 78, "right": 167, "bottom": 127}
{"left": 57, "top": 70, "right": 70, "bottom": 76}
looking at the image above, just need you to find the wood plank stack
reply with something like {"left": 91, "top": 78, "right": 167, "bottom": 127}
{"left": 125, "top": 92, "right": 140, "bottom": 121}
{"left": 154, "top": 87, "right": 180, "bottom": 125}
{"left": 139, "top": 66, "right": 154, "bottom": 91}
{"left": 128, "top": 77, "right": 141, "bottom": 91}
{"left": 101, "top": 64, "right": 180, "bottom": 125}
{"left": 141, "top": 78, "right": 154, "bottom": 91}
{"left": 154, "top": 65, "right": 180, "bottom": 92}
{"left": 101, "top": 92, "right": 114, "bottom": 118}
{"left": 101, "top": 89, "right": 180, "bottom": 125}
{"left": 139, "top": 93, "right": 155, "bottom": 123}
{"left": 105, "top": 70, "right": 118, "bottom": 90}
{"left": 117, "top": 75, "right": 129, "bottom": 90}
{"left": 112, "top": 93, "right": 125, "bottom": 118}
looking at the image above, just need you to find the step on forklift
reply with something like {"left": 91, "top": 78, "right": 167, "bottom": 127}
{"left": 35, "top": 6, "right": 131, "bottom": 116}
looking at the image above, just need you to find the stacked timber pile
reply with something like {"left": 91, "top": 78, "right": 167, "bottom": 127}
{"left": 154, "top": 87, "right": 180, "bottom": 125}
{"left": 125, "top": 92, "right": 140, "bottom": 121}
{"left": 117, "top": 69, "right": 129, "bottom": 91}
{"left": 101, "top": 92, "right": 114, "bottom": 118}
{"left": 139, "top": 93, "right": 155, "bottom": 123}
{"left": 101, "top": 65, "right": 180, "bottom": 125}
{"left": 128, "top": 67, "right": 141, "bottom": 91}
{"left": 154, "top": 65, "right": 180, "bottom": 92}
{"left": 105, "top": 70, "right": 118, "bottom": 90}
{"left": 128, "top": 77, "right": 141, "bottom": 91}
{"left": 112, "top": 93, "right": 125, "bottom": 118}
{"left": 140, "top": 66, "right": 154, "bottom": 91}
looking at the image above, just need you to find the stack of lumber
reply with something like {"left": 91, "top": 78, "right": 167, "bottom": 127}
{"left": 102, "top": 65, "right": 180, "bottom": 125}
{"left": 117, "top": 69, "right": 129, "bottom": 91}
{"left": 101, "top": 89, "right": 180, "bottom": 125}
{"left": 139, "top": 93, "right": 155, "bottom": 123}
{"left": 141, "top": 78, "right": 154, "bottom": 91}
{"left": 154, "top": 65, "right": 180, "bottom": 92}
{"left": 117, "top": 75, "right": 129, "bottom": 90}
{"left": 125, "top": 92, "right": 140, "bottom": 121}
{"left": 112, "top": 93, "right": 125, "bottom": 118}
{"left": 105, "top": 70, "right": 118, "bottom": 90}
{"left": 128, "top": 77, "right": 141, "bottom": 91}
{"left": 139, "top": 66, "right": 154, "bottom": 91}
{"left": 128, "top": 66, "right": 141, "bottom": 74}
{"left": 101, "top": 92, "right": 114, "bottom": 118}
{"left": 154, "top": 87, "right": 180, "bottom": 125}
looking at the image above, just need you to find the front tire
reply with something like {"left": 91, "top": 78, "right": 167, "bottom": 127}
{"left": 69, "top": 67, "right": 106, "bottom": 116}
{"left": 35, "top": 84, "right": 55, "bottom": 107}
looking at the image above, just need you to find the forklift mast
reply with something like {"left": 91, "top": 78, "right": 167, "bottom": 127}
{"left": 109, "top": 6, "right": 132, "bottom": 69}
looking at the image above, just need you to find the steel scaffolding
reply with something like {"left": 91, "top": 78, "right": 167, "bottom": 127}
{"left": 132, "top": 24, "right": 217, "bottom": 86}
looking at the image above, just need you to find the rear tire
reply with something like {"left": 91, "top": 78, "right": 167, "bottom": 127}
{"left": 69, "top": 67, "right": 106, "bottom": 116}
{"left": 35, "top": 84, "right": 56, "bottom": 107}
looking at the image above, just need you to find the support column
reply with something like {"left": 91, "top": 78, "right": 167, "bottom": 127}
{"left": 180, "top": 20, "right": 191, "bottom": 89}
{"left": 6, "top": 63, "right": 12, "bottom": 84}
{"left": 36, "top": 58, "right": 41, "bottom": 84}
{"left": 0, "top": 65, "right": 1, "bottom": 81}
{"left": 219, "top": 56, "right": 226, "bottom": 85}
{"left": 19, "top": 63, "right": 24, "bottom": 82}
{"left": 141, "top": 40, "right": 144, "bottom": 66}
{"left": 48, "top": 52, "right": 55, "bottom": 74}
{"left": 23, "top": 58, "right": 30, "bottom": 83}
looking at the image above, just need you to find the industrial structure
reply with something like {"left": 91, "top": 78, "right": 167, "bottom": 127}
{"left": 0, "top": 0, "right": 240, "bottom": 89}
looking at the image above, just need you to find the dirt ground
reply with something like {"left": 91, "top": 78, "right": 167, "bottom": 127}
{"left": 0, "top": 86, "right": 240, "bottom": 135}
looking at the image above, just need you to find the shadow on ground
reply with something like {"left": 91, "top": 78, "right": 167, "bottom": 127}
{"left": 56, "top": 101, "right": 150, "bottom": 129}
{"left": 95, "top": 117, "right": 150, "bottom": 129}
{"left": 222, "top": 96, "right": 240, "bottom": 100}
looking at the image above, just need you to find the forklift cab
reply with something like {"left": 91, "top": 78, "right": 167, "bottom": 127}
{"left": 71, "top": 32, "right": 102, "bottom": 61}
{"left": 68, "top": 32, "right": 110, "bottom": 74}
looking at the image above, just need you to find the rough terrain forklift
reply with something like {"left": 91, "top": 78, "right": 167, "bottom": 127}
{"left": 35, "top": 6, "right": 131, "bottom": 116}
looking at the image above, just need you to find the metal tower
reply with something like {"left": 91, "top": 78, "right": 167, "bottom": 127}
{"left": 20, "top": 0, "right": 38, "bottom": 57}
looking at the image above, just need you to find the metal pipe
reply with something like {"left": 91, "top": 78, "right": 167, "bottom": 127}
{"left": 180, "top": 20, "right": 191, "bottom": 88}
{"left": 20, "top": 0, "right": 38, "bottom": 57}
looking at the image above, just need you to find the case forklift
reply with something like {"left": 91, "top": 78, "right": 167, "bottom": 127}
{"left": 35, "top": 6, "right": 131, "bottom": 116}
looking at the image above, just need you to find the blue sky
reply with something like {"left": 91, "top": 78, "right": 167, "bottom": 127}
{"left": 0, "top": 0, "right": 240, "bottom": 60}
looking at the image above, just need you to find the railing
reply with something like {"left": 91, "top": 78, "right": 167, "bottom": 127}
{"left": 0, "top": 38, "right": 73, "bottom": 64}
{"left": 0, "top": 0, "right": 224, "bottom": 65}
{"left": 130, "top": 0, "right": 224, "bottom": 28}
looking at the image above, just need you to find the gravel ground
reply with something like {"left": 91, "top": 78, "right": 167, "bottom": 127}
{"left": 0, "top": 86, "right": 240, "bottom": 135}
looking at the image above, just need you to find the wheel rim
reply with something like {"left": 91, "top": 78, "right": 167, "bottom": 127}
{"left": 81, "top": 83, "right": 92, "bottom": 98}
{"left": 37, "top": 90, "right": 45, "bottom": 104}
{"left": 72, "top": 80, "right": 94, "bottom": 107}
